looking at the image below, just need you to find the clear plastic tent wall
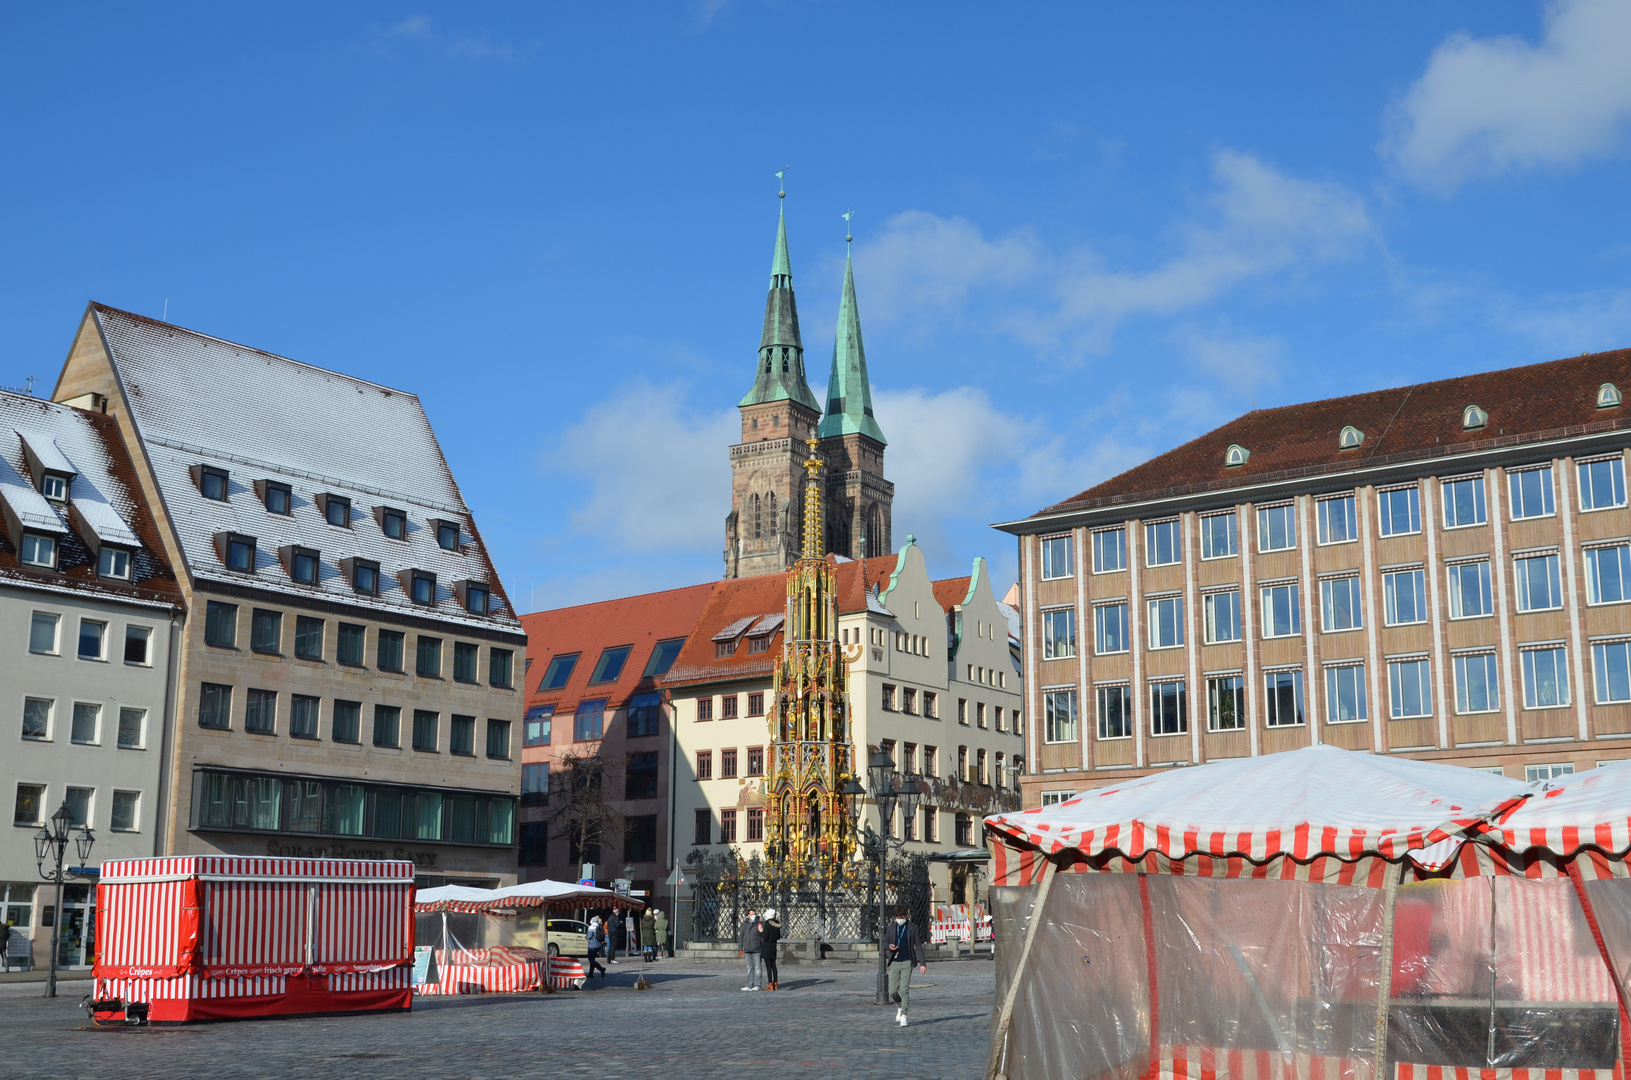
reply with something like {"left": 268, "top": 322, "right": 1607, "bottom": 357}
{"left": 983, "top": 749, "right": 1631, "bottom": 1080}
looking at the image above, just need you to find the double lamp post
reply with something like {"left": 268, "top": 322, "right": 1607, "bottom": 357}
{"left": 842, "top": 746, "right": 922, "bottom": 1007}
{"left": 34, "top": 801, "right": 95, "bottom": 999}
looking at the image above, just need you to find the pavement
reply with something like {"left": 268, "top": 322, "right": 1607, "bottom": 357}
{"left": 0, "top": 959, "right": 994, "bottom": 1080}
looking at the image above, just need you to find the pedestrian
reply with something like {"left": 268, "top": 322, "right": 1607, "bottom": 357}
{"left": 654, "top": 907, "right": 669, "bottom": 959}
{"left": 641, "top": 908, "right": 657, "bottom": 964}
{"left": 760, "top": 907, "right": 782, "bottom": 990}
{"left": 607, "top": 910, "right": 621, "bottom": 964}
{"left": 885, "top": 905, "right": 926, "bottom": 1026}
{"left": 737, "top": 906, "right": 764, "bottom": 991}
{"left": 586, "top": 916, "right": 607, "bottom": 978}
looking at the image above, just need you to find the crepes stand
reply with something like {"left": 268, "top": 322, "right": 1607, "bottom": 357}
{"left": 981, "top": 745, "right": 1631, "bottom": 1080}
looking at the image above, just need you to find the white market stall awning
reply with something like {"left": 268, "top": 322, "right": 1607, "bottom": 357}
{"left": 413, "top": 879, "right": 642, "bottom": 914}
{"left": 1490, "top": 763, "right": 1631, "bottom": 856}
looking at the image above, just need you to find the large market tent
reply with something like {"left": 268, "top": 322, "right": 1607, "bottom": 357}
{"left": 981, "top": 746, "right": 1631, "bottom": 1080}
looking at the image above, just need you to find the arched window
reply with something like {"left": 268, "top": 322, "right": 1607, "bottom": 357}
{"left": 1225, "top": 444, "right": 1250, "bottom": 467}
{"left": 1462, "top": 405, "right": 1488, "bottom": 430}
{"left": 1599, "top": 383, "right": 1623, "bottom": 409}
{"left": 768, "top": 492, "right": 777, "bottom": 534}
{"left": 864, "top": 503, "right": 884, "bottom": 558}
{"left": 752, "top": 494, "right": 762, "bottom": 539}
{"left": 1338, "top": 425, "right": 1364, "bottom": 450}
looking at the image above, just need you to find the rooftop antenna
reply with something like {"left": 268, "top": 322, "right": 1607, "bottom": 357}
{"left": 162, "top": 298, "right": 168, "bottom": 322}
{"left": 841, "top": 209, "right": 855, "bottom": 245}
{"left": 775, "top": 165, "right": 790, "bottom": 199}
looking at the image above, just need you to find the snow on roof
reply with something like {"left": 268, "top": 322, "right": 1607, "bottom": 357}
{"left": 17, "top": 430, "right": 76, "bottom": 476}
{"left": 70, "top": 471, "right": 140, "bottom": 547}
{"left": 747, "top": 612, "right": 785, "bottom": 636}
{"left": 0, "top": 436, "right": 65, "bottom": 534}
{"left": 711, "top": 615, "right": 759, "bottom": 642}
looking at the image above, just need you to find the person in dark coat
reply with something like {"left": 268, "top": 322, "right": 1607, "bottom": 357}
{"left": 885, "top": 905, "right": 927, "bottom": 1026}
{"left": 737, "top": 907, "right": 764, "bottom": 990}
{"left": 760, "top": 907, "right": 783, "bottom": 990}
{"left": 641, "top": 909, "right": 657, "bottom": 963}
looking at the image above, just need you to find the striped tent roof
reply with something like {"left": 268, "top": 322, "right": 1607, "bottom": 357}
{"left": 1489, "top": 764, "right": 1631, "bottom": 856}
{"left": 413, "top": 878, "right": 642, "bottom": 914}
{"left": 985, "top": 745, "right": 1528, "bottom": 866}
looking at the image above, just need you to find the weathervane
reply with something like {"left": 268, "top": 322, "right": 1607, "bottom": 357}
{"left": 841, "top": 209, "right": 854, "bottom": 245}
{"left": 775, "top": 165, "right": 790, "bottom": 199}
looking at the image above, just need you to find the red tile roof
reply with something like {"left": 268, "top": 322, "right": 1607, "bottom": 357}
{"left": 1023, "top": 347, "right": 1631, "bottom": 522}
{"left": 932, "top": 576, "right": 973, "bottom": 612}
{"left": 522, "top": 581, "right": 716, "bottom": 711}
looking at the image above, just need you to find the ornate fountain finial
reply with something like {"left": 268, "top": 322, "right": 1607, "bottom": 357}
{"left": 801, "top": 437, "right": 823, "bottom": 559}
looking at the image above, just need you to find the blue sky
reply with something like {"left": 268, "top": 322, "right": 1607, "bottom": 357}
{"left": 4, "top": 3, "right": 1631, "bottom": 610}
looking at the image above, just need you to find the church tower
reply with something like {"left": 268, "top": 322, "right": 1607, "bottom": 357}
{"left": 818, "top": 245, "right": 893, "bottom": 560}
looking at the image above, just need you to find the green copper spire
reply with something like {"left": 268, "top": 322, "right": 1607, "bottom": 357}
{"left": 817, "top": 251, "right": 886, "bottom": 444}
{"left": 740, "top": 205, "right": 819, "bottom": 411}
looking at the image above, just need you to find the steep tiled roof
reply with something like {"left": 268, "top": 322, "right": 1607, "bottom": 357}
{"left": 0, "top": 391, "right": 183, "bottom": 609}
{"left": 522, "top": 582, "right": 715, "bottom": 712}
{"left": 86, "top": 305, "right": 517, "bottom": 633}
{"left": 1021, "top": 347, "right": 1631, "bottom": 523}
{"left": 932, "top": 576, "right": 973, "bottom": 612}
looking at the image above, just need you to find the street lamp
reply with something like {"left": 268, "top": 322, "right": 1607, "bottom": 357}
{"left": 858, "top": 748, "right": 924, "bottom": 1006}
{"left": 35, "top": 801, "right": 94, "bottom": 999}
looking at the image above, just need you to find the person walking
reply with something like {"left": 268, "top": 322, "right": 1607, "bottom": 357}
{"left": 607, "top": 911, "right": 621, "bottom": 964}
{"left": 760, "top": 908, "right": 782, "bottom": 990}
{"left": 653, "top": 907, "right": 669, "bottom": 959}
{"left": 885, "top": 906, "right": 926, "bottom": 1026}
{"left": 737, "top": 907, "right": 764, "bottom": 991}
{"left": 641, "top": 909, "right": 657, "bottom": 964}
{"left": 586, "top": 916, "right": 607, "bottom": 979}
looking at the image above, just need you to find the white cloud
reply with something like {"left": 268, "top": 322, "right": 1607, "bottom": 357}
{"left": 854, "top": 150, "right": 1370, "bottom": 357}
{"left": 378, "top": 15, "right": 530, "bottom": 62}
{"left": 1383, "top": 0, "right": 1631, "bottom": 193}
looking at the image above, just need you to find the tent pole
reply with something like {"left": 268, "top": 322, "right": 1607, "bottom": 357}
{"left": 1566, "top": 859, "right": 1631, "bottom": 1058}
{"left": 1139, "top": 870, "right": 1159, "bottom": 1080}
{"left": 984, "top": 853, "right": 1057, "bottom": 1080}
{"left": 1372, "top": 865, "right": 1403, "bottom": 1080}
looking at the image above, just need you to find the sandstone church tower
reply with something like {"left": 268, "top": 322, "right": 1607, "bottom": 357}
{"left": 725, "top": 200, "right": 893, "bottom": 578}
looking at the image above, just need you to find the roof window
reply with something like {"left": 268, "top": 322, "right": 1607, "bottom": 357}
{"left": 538, "top": 653, "right": 579, "bottom": 690}
{"left": 216, "top": 531, "right": 257, "bottom": 573}
{"left": 405, "top": 570, "right": 436, "bottom": 605}
{"left": 289, "top": 546, "right": 320, "bottom": 585}
{"left": 318, "top": 494, "right": 351, "bottom": 528}
{"left": 454, "top": 580, "right": 490, "bottom": 614}
{"left": 197, "top": 466, "right": 229, "bottom": 502}
{"left": 40, "top": 474, "right": 68, "bottom": 502}
{"left": 1599, "top": 383, "right": 1623, "bottom": 409}
{"left": 435, "top": 520, "right": 461, "bottom": 551}
{"left": 98, "top": 546, "right": 131, "bottom": 580}
{"left": 1224, "top": 444, "right": 1250, "bottom": 467}
{"left": 590, "top": 645, "right": 632, "bottom": 684}
{"left": 1338, "top": 426, "right": 1364, "bottom": 450}
{"left": 379, "top": 507, "right": 408, "bottom": 541}
{"left": 20, "top": 532, "right": 58, "bottom": 569}
{"left": 256, "top": 480, "right": 292, "bottom": 516}
{"left": 344, "top": 557, "right": 379, "bottom": 595}
{"left": 1462, "top": 405, "right": 1488, "bottom": 430}
{"left": 643, "top": 637, "right": 685, "bottom": 677}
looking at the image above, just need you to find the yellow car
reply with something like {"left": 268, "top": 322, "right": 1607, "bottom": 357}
{"left": 512, "top": 912, "right": 590, "bottom": 958}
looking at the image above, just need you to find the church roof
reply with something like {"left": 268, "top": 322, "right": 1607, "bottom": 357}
{"left": 739, "top": 207, "right": 820, "bottom": 413}
{"left": 818, "top": 253, "right": 886, "bottom": 445}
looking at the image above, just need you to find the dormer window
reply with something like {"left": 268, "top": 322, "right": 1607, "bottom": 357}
{"left": 410, "top": 571, "right": 436, "bottom": 605}
{"left": 98, "top": 547, "right": 131, "bottom": 580}
{"left": 41, "top": 474, "right": 68, "bottom": 502}
{"left": 218, "top": 532, "right": 257, "bottom": 573}
{"left": 318, "top": 494, "right": 351, "bottom": 528}
{"left": 1599, "top": 383, "right": 1623, "bottom": 409}
{"left": 258, "top": 481, "right": 291, "bottom": 515}
{"left": 199, "top": 467, "right": 229, "bottom": 502}
{"left": 1338, "top": 426, "right": 1364, "bottom": 450}
{"left": 1462, "top": 405, "right": 1488, "bottom": 430}
{"left": 291, "top": 547, "right": 320, "bottom": 584}
{"left": 436, "top": 521, "right": 460, "bottom": 551}
{"left": 349, "top": 558, "right": 380, "bottom": 596}
{"left": 381, "top": 508, "right": 407, "bottom": 541}
{"left": 1224, "top": 444, "right": 1250, "bottom": 467}
{"left": 466, "top": 584, "right": 489, "bottom": 614}
{"left": 20, "top": 533, "right": 57, "bottom": 569}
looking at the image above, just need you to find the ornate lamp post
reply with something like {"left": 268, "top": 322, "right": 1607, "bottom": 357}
{"left": 859, "top": 747, "right": 922, "bottom": 1005}
{"left": 34, "top": 801, "right": 94, "bottom": 999}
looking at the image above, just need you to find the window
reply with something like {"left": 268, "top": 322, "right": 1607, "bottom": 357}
{"left": 1145, "top": 520, "right": 1181, "bottom": 566}
{"left": 696, "top": 751, "right": 713, "bottom": 780}
{"left": 1042, "top": 608, "right": 1076, "bottom": 659}
{"left": 465, "top": 585, "right": 489, "bottom": 615}
{"left": 1579, "top": 456, "right": 1628, "bottom": 510}
{"left": 955, "top": 813, "right": 973, "bottom": 848}
{"left": 249, "top": 609, "right": 281, "bottom": 654}
{"left": 372, "top": 704, "right": 400, "bottom": 747}
{"left": 1442, "top": 476, "right": 1487, "bottom": 527}
{"left": 721, "top": 748, "right": 738, "bottom": 778}
{"left": 1261, "top": 583, "right": 1301, "bottom": 638}
{"left": 1092, "top": 528, "right": 1126, "bottom": 573}
{"left": 1200, "top": 512, "right": 1237, "bottom": 559}
{"left": 627, "top": 692, "right": 661, "bottom": 736}
{"left": 539, "top": 653, "right": 578, "bottom": 690}
{"left": 244, "top": 688, "right": 277, "bottom": 734}
{"left": 123, "top": 625, "right": 152, "bottom": 665}
{"left": 290, "top": 547, "right": 319, "bottom": 584}
{"left": 64, "top": 787, "right": 91, "bottom": 827}
{"left": 1207, "top": 675, "right": 1244, "bottom": 731}
{"left": 1043, "top": 689, "right": 1078, "bottom": 743}
{"left": 1039, "top": 791, "right": 1075, "bottom": 808}
{"left": 14, "top": 783, "right": 44, "bottom": 826}
{"left": 486, "top": 647, "right": 513, "bottom": 688}
{"left": 19, "top": 531, "right": 57, "bottom": 568}
{"left": 1378, "top": 486, "right": 1421, "bottom": 536}
{"left": 1095, "top": 685, "right": 1131, "bottom": 740}
{"left": 1202, "top": 591, "right": 1242, "bottom": 644}
{"left": 99, "top": 546, "right": 131, "bottom": 580}
{"left": 1522, "top": 647, "right": 1570, "bottom": 709}
{"left": 521, "top": 763, "right": 549, "bottom": 806}
{"left": 747, "top": 692, "right": 765, "bottom": 716}
{"left": 1388, "top": 659, "right": 1432, "bottom": 719}
{"left": 923, "top": 691, "right": 938, "bottom": 719}
{"left": 747, "top": 746, "right": 764, "bottom": 776}
{"left": 721, "top": 694, "right": 739, "bottom": 719}
{"left": 205, "top": 601, "right": 238, "bottom": 648}
{"left": 1147, "top": 596, "right": 1184, "bottom": 648}
{"left": 958, "top": 698, "right": 967, "bottom": 725}
{"left": 977, "top": 702, "right": 988, "bottom": 728}
{"left": 1515, "top": 554, "right": 1563, "bottom": 612}
{"left": 381, "top": 508, "right": 407, "bottom": 539}
{"left": 714, "top": 638, "right": 738, "bottom": 659}
{"left": 1325, "top": 665, "right": 1367, "bottom": 723}
{"left": 1321, "top": 576, "right": 1363, "bottom": 632}
{"left": 626, "top": 814, "right": 658, "bottom": 861}
{"left": 198, "top": 683, "right": 232, "bottom": 729}
{"left": 377, "top": 629, "right": 404, "bottom": 672}
{"left": 72, "top": 702, "right": 100, "bottom": 744}
{"left": 410, "top": 573, "right": 435, "bottom": 605}
{"left": 1509, "top": 466, "right": 1555, "bottom": 520}
{"left": 1257, "top": 504, "right": 1296, "bottom": 552}
{"left": 333, "top": 622, "right": 365, "bottom": 667}
{"left": 747, "top": 808, "right": 765, "bottom": 843}
{"left": 333, "top": 700, "right": 361, "bottom": 744}
{"left": 452, "top": 641, "right": 479, "bottom": 683}
{"left": 643, "top": 638, "right": 684, "bottom": 677}
{"left": 1463, "top": 405, "right": 1488, "bottom": 430}
{"left": 1264, "top": 670, "right": 1305, "bottom": 727}
{"left": 1587, "top": 545, "right": 1631, "bottom": 604}
{"left": 590, "top": 645, "right": 631, "bottom": 684}
{"left": 291, "top": 695, "right": 319, "bottom": 739}
{"left": 449, "top": 714, "right": 475, "bottom": 756}
{"left": 41, "top": 473, "right": 66, "bottom": 501}
{"left": 1383, "top": 569, "right": 1428, "bottom": 625}
{"left": 1447, "top": 561, "right": 1494, "bottom": 618}
{"left": 117, "top": 707, "right": 144, "bottom": 749}
{"left": 882, "top": 684, "right": 897, "bottom": 710}
{"left": 1146, "top": 679, "right": 1189, "bottom": 737}
{"left": 923, "top": 746, "right": 938, "bottom": 777}
{"left": 1454, "top": 653, "right": 1500, "bottom": 714}
{"left": 416, "top": 636, "right": 441, "bottom": 677}
{"left": 29, "top": 612, "right": 58, "bottom": 654}
{"left": 200, "top": 467, "right": 229, "bottom": 501}
{"left": 111, "top": 791, "right": 139, "bottom": 832}
{"left": 720, "top": 810, "right": 738, "bottom": 845}
{"left": 323, "top": 495, "right": 351, "bottom": 528}
{"left": 225, "top": 534, "right": 256, "bottom": 573}
{"left": 903, "top": 688, "right": 918, "bottom": 714}
{"left": 294, "top": 616, "right": 323, "bottom": 660}
{"left": 22, "top": 697, "right": 51, "bottom": 739}
{"left": 77, "top": 619, "right": 106, "bottom": 660}
{"left": 523, "top": 705, "right": 553, "bottom": 747}
{"left": 1095, "top": 603, "right": 1128, "bottom": 654}
{"left": 1526, "top": 763, "right": 1574, "bottom": 783}
{"left": 263, "top": 482, "right": 291, "bottom": 515}
{"left": 413, "top": 709, "right": 439, "bottom": 751}
{"left": 1040, "top": 534, "right": 1074, "bottom": 579}
{"left": 352, "top": 561, "right": 379, "bottom": 595}
{"left": 1594, "top": 642, "right": 1631, "bottom": 704}
{"left": 428, "top": 521, "right": 457, "bottom": 551}
{"left": 697, "top": 697, "right": 713, "bottom": 721}
{"left": 574, "top": 699, "right": 606, "bottom": 741}
{"left": 1317, "top": 495, "right": 1357, "bottom": 544}
{"left": 693, "top": 809, "right": 711, "bottom": 845}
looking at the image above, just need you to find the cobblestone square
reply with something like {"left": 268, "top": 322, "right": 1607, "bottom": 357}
{"left": 0, "top": 960, "right": 993, "bottom": 1080}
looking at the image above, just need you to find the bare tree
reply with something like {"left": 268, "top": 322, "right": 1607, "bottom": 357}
{"left": 548, "top": 750, "right": 624, "bottom": 871}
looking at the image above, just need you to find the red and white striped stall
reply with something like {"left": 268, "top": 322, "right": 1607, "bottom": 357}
{"left": 94, "top": 856, "right": 414, "bottom": 1023}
